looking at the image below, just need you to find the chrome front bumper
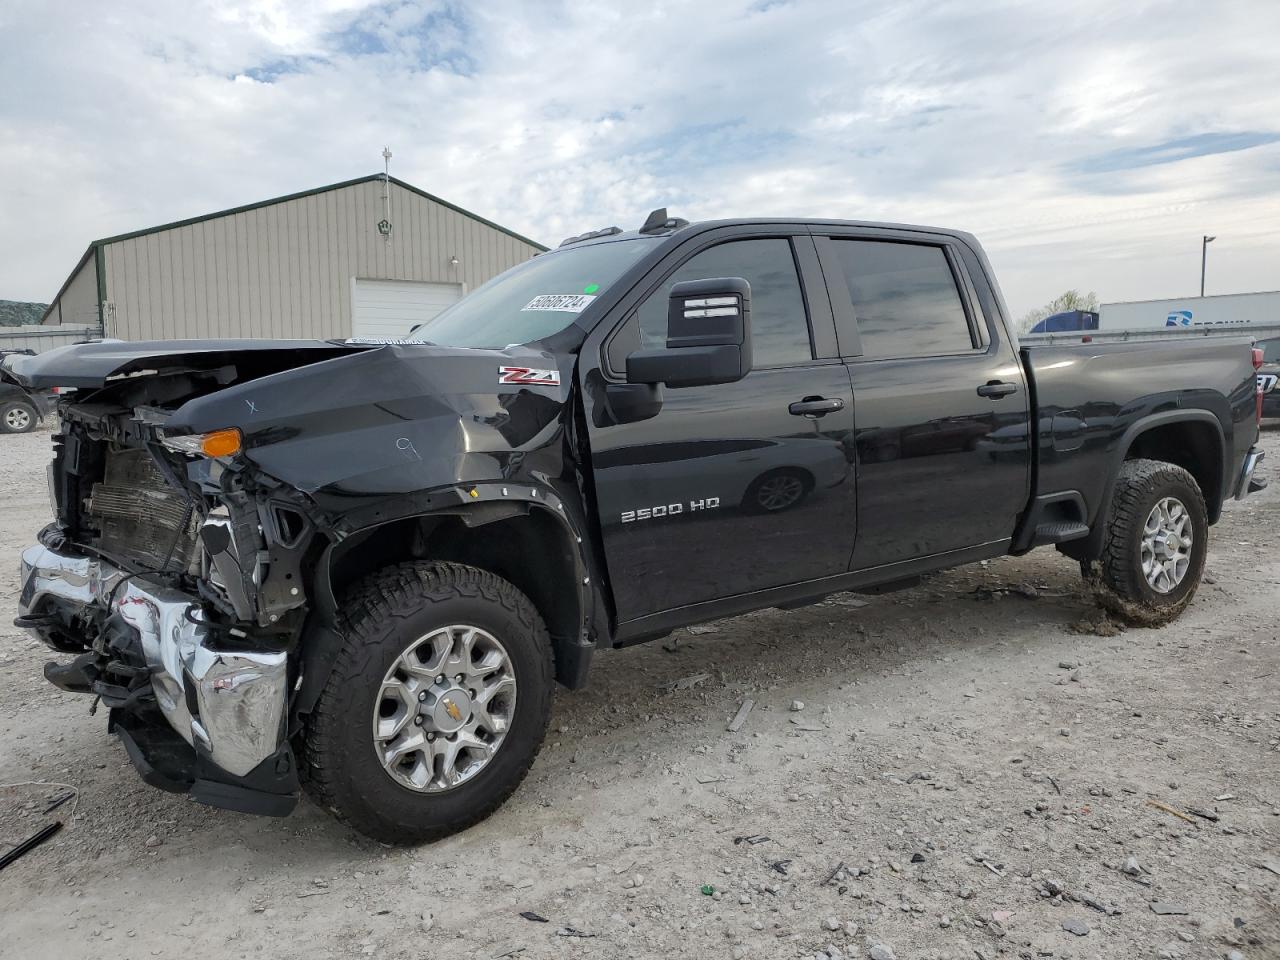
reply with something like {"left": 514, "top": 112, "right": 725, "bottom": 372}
{"left": 17, "top": 543, "right": 288, "bottom": 778}
{"left": 1235, "top": 446, "right": 1266, "bottom": 500}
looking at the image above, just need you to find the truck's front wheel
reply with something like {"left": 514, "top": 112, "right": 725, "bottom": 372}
{"left": 301, "top": 561, "right": 553, "bottom": 843}
{"left": 1082, "top": 458, "right": 1208, "bottom": 626}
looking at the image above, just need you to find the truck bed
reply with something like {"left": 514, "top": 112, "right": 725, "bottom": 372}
{"left": 1021, "top": 335, "right": 1259, "bottom": 539}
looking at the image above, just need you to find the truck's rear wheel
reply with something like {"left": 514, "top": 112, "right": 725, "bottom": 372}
{"left": 1081, "top": 458, "right": 1207, "bottom": 626}
{"left": 301, "top": 561, "right": 553, "bottom": 843}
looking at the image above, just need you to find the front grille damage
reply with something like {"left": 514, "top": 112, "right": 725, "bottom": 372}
{"left": 14, "top": 360, "right": 334, "bottom": 815}
{"left": 87, "top": 449, "right": 200, "bottom": 574}
{"left": 35, "top": 431, "right": 315, "bottom": 705}
{"left": 35, "top": 408, "right": 321, "bottom": 655}
{"left": 65, "top": 434, "right": 318, "bottom": 631}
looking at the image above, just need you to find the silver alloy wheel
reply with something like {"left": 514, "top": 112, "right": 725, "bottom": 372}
{"left": 1140, "top": 496, "right": 1193, "bottom": 594}
{"left": 4, "top": 405, "right": 31, "bottom": 431}
{"left": 756, "top": 474, "right": 804, "bottom": 511}
{"left": 372, "top": 624, "right": 516, "bottom": 793}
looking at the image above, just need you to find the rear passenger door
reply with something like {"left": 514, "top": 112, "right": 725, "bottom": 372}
{"left": 581, "top": 229, "right": 858, "bottom": 626}
{"left": 813, "top": 231, "right": 1032, "bottom": 570}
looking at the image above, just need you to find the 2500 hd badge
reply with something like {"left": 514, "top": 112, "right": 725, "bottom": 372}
{"left": 621, "top": 497, "right": 721, "bottom": 523}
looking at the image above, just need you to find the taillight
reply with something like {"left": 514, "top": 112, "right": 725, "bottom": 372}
{"left": 1254, "top": 347, "right": 1265, "bottom": 424}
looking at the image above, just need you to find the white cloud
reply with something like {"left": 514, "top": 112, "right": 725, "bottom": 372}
{"left": 1, "top": 0, "right": 1278, "bottom": 316}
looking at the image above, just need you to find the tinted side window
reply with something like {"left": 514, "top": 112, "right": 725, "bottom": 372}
{"left": 634, "top": 238, "right": 812, "bottom": 367}
{"left": 832, "top": 240, "right": 974, "bottom": 359}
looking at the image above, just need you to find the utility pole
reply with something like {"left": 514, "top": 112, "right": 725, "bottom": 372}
{"left": 378, "top": 146, "right": 393, "bottom": 242}
{"left": 1200, "top": 235, "right": 1215, "bottom": 297}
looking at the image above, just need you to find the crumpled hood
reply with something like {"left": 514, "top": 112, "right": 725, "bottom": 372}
{"left": 2, "top": 338, "right": 369, "bottom": 389}
{"left": 165, "top": 341, "right": 573, "bottom": 503}
{"left": 16, "top": 336, "right": 574, "bottom": 518}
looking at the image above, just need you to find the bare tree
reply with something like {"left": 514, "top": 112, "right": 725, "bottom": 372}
{"left": 1018, "top": 290, "right": 1099, "bottom": 333}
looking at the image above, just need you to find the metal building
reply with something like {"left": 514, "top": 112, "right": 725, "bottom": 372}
{"left": 41, "top": 174, "right": 546, "bottom": 341}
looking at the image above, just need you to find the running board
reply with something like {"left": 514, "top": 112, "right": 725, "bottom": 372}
{"left": 1032, "top": 521, "right": 1090, "bottom": 547}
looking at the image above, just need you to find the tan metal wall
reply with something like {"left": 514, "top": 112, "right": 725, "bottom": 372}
{"left": 47, "top": 255, "right": 101, "bottom": 327}
{"left": 100, "top": 180, "right": 541, "bottom": 340}
{"left": 0, "top": 325, "right": 102, "bottom": 354}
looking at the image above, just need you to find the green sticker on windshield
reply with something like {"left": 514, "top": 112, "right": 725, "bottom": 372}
{"left": 583, "top": 283, "right": 599, "bottom": 294}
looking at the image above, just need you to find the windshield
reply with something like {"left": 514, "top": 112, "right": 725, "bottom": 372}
{"left": 409, "top": 237, "right": 662, "bottom": 348}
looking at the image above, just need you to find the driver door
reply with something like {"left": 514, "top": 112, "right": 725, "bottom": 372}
{"left": 579, "top": 229, "right": 857, "bottom": 628}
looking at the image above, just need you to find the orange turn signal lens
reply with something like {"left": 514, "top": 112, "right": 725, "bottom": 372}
{"left": 200, "top": 428, "right": 242, "bottom": 458}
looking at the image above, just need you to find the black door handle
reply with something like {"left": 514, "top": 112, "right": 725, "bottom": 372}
{"left": 976, "top": 380, "right": 1017, "bottom": 399}
{"left": 789, "top": 397, "right": 845, "bottom": 417}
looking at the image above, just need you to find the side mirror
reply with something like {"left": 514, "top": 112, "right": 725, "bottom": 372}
{"left": 625, "top": 278, "right": 752, "bottom": 388}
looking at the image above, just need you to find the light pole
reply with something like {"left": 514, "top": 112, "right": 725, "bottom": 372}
{"left": 1200, "top": 235, "right": 1215, "bottom": 297}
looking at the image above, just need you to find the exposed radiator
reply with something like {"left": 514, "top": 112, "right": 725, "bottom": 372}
{"left": 88, "top": 449, "right": 200, "bottom": 574}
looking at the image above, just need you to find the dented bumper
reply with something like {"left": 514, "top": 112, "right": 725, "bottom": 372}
{"left": 1235, "top": 446, "right": 1266, "bottom": 500}
{"left": 17, "top": 543, "right": 297, "bottom": 813}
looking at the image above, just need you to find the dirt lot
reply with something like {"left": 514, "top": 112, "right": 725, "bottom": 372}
{"left": 1, "top": 425, "right": 1277, "bottom": 960}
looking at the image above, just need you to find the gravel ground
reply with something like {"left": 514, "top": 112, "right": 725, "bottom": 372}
{"left": 1, "top": 424, "right": 1277, "bottom": 960}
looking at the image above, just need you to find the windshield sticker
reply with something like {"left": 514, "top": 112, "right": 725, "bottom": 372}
{"left": 521, "top": 294, "right": 597, "bottom": 313}
{"left": 499, "top": 365, "right": 560, "bottom": 386}
{"left": 344, "top": 337, "right": 415, "bottom": 344}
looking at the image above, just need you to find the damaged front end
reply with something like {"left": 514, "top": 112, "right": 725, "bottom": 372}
{"left": 8, "top": 333, "right": 586, "bottom": 820}
{"left": 11, "top": 344, "right": 353, "bottom": 815}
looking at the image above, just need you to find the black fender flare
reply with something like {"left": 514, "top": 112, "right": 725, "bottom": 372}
{"left": 1079, "top": 409, "right": 1226, "bottom": 558}
{"left": 290, "top": 481, "right": 601, "bottom": 728}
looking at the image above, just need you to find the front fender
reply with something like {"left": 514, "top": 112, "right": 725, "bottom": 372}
{"left": 290, "top": 480, "right": 601, "bottom": 725}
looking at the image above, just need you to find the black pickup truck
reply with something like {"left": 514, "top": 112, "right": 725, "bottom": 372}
{"left": 6, "top": 213, "right": 1267, "bottom": 843}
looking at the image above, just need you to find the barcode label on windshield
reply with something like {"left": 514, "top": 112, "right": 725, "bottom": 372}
{"left": 521, "top": 294, "right": 597, "bottom": 313}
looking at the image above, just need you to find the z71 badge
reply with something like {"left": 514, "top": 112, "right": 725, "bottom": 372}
{"left": 498, "top": 366, "right": 560, "bottom": 386}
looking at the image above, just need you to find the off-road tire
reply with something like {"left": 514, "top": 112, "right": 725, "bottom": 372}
{"left": 0, "top": 400, "right": 38, "bottom": 434}
{"left": 300, "top": 561, "right": 553, "bottom": 844}
{"left": 1081, "top": 458, "right": 1207, "bottom": 626}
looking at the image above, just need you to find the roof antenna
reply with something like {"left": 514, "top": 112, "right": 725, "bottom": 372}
{"left": 378, "top": 147, "right": 393, "bottom": 242}
{"left": 639, "top": 207, "right": 689, "bottom": 234}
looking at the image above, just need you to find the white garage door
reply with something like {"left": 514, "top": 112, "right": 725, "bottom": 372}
{"left": 351, "top": 279, "right": 464, "bottom": 339}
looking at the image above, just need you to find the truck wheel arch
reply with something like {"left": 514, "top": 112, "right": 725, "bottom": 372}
{"left": 292, "top": 491, "right": 601, "bottom": 727}
{"left": 1070, "top": 410, "right": 1226, "bottom": 561}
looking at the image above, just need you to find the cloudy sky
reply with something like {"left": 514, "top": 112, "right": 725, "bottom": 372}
{"left": 2, "top": 0, "right": 1278, "bottom": 318}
